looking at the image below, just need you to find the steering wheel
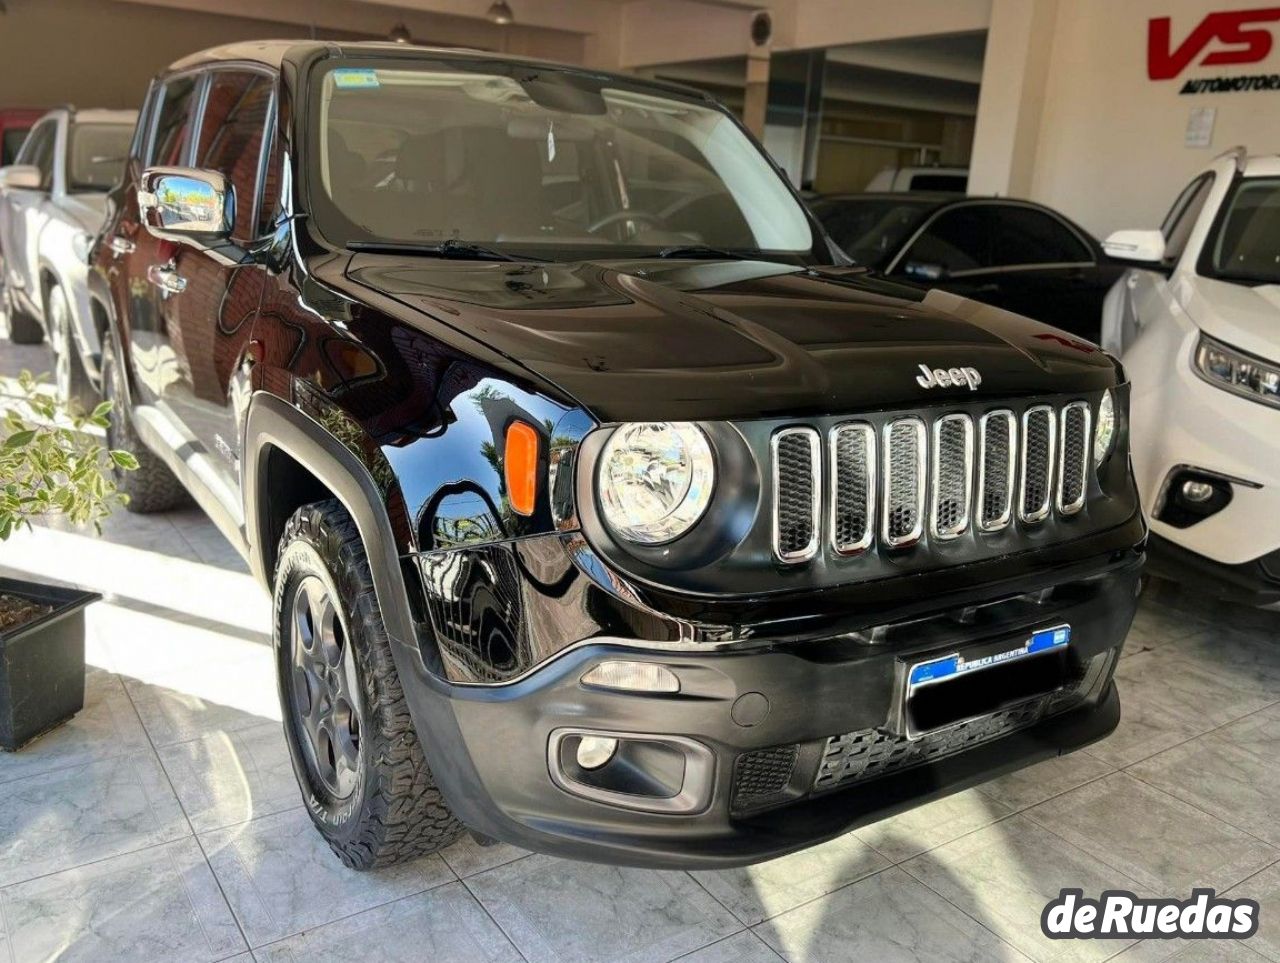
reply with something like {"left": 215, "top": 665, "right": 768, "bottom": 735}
{"left": 585, "top": 210, "right": 666, "bottom": 235}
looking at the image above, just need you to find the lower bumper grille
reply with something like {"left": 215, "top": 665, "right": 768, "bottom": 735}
{"left": 813, "top": 699, "right": 1047, "bottom": 792}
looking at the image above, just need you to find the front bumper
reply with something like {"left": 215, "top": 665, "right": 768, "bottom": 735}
{"left": 400, "top": 549, "right": 1141, "bottom": 869}
{"left": 1145, "top": 533, "right": 1280, "bottom": 608}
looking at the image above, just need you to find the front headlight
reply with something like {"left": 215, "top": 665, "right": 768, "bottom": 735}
{"left": 1094, "top": 388, "right": 1116, "bottom": 467}
{"left": 71, "top": 232, "right": 94, "bottom": 262}
{"left": 598, "top": 422, "right": 714, "bottom": 544}
{"left": 1194, "top": 334, "right": 1280, "bottom": 409}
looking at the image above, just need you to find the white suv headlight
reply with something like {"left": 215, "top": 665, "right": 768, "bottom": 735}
{"left": 1094, "top": 388, "right": 1116, "bottom": 468}
{"left": 597, "top": 422, "right": 714, "bottom": 544}
{"left": 1194, "top": 334, "right": 1280, "bottom": 409}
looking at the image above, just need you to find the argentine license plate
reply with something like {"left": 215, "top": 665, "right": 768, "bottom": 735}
{"left": 901, "top": 624, "right": 1072, "bottom": 738}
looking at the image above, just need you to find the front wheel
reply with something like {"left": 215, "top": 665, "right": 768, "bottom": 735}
{"left": 274, "top": 500, "right": 463, "bottom": 869}
{"left": 46, "top": 284, "right": 98, "bottom": 412}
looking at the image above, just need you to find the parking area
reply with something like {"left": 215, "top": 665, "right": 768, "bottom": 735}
{"left": 2, "top": 336, "right": 1278, "bottom": 962}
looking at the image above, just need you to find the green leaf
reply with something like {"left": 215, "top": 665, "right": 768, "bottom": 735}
{"left": 4, "top": 430, "right": 36, "bottom": 449}
{"left": 110, "top": 450, "right": 139, "bottom": 471}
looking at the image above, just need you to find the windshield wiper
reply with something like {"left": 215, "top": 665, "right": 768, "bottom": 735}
{"left": 656, "top": 244, "right": 752, "bottom": 260}
{"left": 347, "top": 239, "right": 527, "bottom": 262}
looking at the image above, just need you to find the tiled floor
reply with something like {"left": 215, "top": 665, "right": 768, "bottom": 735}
{"left": 2, "top": 340, "right": 1279, "bottom": 961}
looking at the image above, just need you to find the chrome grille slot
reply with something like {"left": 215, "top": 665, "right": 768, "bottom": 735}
{"left": 882, "top": 418, "right": 927, "bottom": 548}
{"left": 830, "top": 423, "right": 875, "bottom": 555}
{"left": 1056, "top": 401, "right": 1091, "bottom": 515}
{"left": 772, "top": 428, "right": 820, "bottom": 562}
{"left": 977, "top": 410, "right": 1016, "bottom": 532}
{"left": 1019, "top": 405, "right": 1056, "bottom": 523}
{"left": 930, "top": 414, "right": 973, "bottom": 539}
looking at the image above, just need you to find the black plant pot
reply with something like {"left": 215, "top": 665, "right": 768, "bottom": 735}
{"left": 0, "top": 576, "right": 100, "bottom": 751}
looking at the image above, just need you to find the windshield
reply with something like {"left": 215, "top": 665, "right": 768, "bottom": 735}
{"left": 1203, "top": 177, "right": 1280, "bottom": 286}
{"left": 306, "top": 59, "right": 819, "bottom": 261}
{"left": 68, "top": 123, "right": 131, "bottom": 191}
{"left": 811, "top": 197, "right": 935, "bottom": 268}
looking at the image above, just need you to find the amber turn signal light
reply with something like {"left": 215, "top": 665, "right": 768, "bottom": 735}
{"left": 505, "top": 421, "right": 539, "bottom": 516}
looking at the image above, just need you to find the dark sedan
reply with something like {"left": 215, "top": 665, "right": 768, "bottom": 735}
{"left": 811, "top": 193, "right": 1124, "bottom": 342}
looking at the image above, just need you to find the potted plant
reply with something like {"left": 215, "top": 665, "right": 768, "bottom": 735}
{"left": 0, "top": 370, "right": 136, "bottom": 749}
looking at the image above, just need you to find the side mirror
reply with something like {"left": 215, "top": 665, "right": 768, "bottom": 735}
{"left": 1102, "top": 229, "right": 1166, "bottom": 265}
{"left": 0, "top": 165, "right": 42, "bottom": 191}
{"left": 138, "top": 166, "right": 233, "bottom": 242}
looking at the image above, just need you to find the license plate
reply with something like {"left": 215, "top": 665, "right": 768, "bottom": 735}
{"left": 909, "top": 625, "right": 1071, "bottom": 689}
{"left": 901, "top": 624, "right": 1072, "bottom": 738}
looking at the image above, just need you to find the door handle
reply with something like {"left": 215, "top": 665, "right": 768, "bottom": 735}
{"left": 109, "top": 236, "right": 135, "bottom": 257}
{"left": 147, "top": 263, "right": 187, "bottom": 295}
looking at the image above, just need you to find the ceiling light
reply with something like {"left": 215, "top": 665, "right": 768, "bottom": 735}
{"left": 487, "top": 0, "right": 514, "bottom": 25}
{"left": 389, "top": 22, "right": 412, "bottom": 43}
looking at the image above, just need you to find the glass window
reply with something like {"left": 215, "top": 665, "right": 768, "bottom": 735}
{"left": 1161, "top": 173, "right": 1213, "bottom": 263}
{"left": 813, "top": 197, "right": 935, "bottom": 269}
{"left": 2, "top": 126, "right": 31, "bottom": 166}
{"left": 987, "top": 206, "right": 1093, "bottom": 266}
{"left": 307, "top": 60, "right": 818, "bottom": 260}
{"left": 196, "top": 70, "right": 274, "bottom": 239}
{"left": 67, "top": 123, "right": 132, "bottom": 191}
{"left": 1202, "top": 177, "right": 1280, "bottom": 285}
{"left": 149, "top": 74, "right": 199, "bottom": 167}
{"left": 900, "top": 206, "right": 994, "bottom": 275}
{"left": 15, "top": 120, "right": 56, "bottom": 190}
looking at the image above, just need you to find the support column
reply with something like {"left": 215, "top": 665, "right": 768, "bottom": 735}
{"left": 968, "top": 0, "right": 1059, "bottom": 197}
{"left": 743, "top": 46, "right": 771, "bottom": 139}
{"left": 761, "top": 49, "right": 825, "bottom": 189}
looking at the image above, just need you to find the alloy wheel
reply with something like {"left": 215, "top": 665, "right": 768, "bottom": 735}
{"left": 289, "top": 575, "right": 363, "bottom": 799}
{"left": 47, "top": 289, "right": 71, "bottom": 404}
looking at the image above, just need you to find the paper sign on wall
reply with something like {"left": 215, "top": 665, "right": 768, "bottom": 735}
{"left": 1185, "top": 107, "right": 1216, "bottom": 148}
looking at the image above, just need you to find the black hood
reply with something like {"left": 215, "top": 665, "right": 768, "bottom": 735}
{"left": 334, "top": 255, "right": 1120, "bottom": 423}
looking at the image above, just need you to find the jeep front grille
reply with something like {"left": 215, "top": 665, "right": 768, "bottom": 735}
{"left": 1057, "top": 401, "right": 1090, "bottom": 515}
{"left": 771, "top": 398, "right": 1098, "bottom": 563}
{"left": 1019, "top": 405, "right": 1055, "bottom": 523}
{"left": 771, "top": 427, "right": 820, "bottom": 562}
{"left": 930, "top": 414, "right": 973, "bottom": 539}
{"left": 830, "top": 423, "right": 874, "bottom": 555}
{"left": 977, "top": 410, "right": 1016, "bottom": 531}
{"left": 882, "top": 418, "right": 927, "bottom": 547}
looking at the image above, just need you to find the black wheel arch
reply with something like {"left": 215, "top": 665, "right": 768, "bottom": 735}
{"left": 243, "top": 392, "right": 428, "bottom": 668}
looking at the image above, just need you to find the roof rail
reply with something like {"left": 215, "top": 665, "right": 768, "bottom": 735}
{"left": 1214, "top": 145, "right": 1248, "bottom": 172}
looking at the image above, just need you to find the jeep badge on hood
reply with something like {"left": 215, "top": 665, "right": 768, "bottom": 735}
{"left": 916, "top": 364, "right": 983, "bottom": 391}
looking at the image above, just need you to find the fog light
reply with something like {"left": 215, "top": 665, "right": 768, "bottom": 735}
{"left": 1181, "top": 480, "right": 1214, "bottom": 503}
{"left": 581, "top": 661, "right": 680, "bottom": 693}
{"left": 575, "top": 736, "right": 618, "bottom": 770}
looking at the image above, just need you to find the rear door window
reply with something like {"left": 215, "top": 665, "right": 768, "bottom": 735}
{"left": 900, "top": 205, "right": 994, "bottom": 275}
{"left": 987, "top": 206, "right": 1093, "bottom": 266}
{"left": 195, "top": 70, "right": 274, "bottom": 240}
{"left": 148, "top": 74, "right": 200, "bottom": 167}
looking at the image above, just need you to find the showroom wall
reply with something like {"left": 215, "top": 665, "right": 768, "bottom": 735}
{"left": 0, "top": 0, "right": 584, "bottom": 110}
{"left": 972, "top": 0, "right": 1280, "bottom": 236}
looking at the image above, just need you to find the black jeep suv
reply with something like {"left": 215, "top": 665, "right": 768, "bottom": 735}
{"left": 90, "top": 41, "right": 1144, "bottom": 870}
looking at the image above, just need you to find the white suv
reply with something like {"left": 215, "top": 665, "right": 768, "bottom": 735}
{"left": 1101, "top": 148, "right": 1280, "bottom": 607}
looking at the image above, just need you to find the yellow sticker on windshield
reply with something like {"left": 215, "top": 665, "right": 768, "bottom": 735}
{"left": 333, "top": 69, "right": 380, "bottom": 89}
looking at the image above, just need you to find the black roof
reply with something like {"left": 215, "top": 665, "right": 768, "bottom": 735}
{"left": 164, "top": 40, "right": 711, "bottom": 102}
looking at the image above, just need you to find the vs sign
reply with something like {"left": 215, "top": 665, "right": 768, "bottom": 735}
{"left": 1148, "top": 6, "right": 1280, "bottom": 80}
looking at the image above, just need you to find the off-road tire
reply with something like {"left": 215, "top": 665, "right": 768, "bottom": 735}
{"left": 274, "top": 499, "right": 464, "bottom": 869}
{"left": 4, "top": 288, "right": 44, "bottom": 344}
{"left": 101, "top": 340, "right": 188, "bottom": 512}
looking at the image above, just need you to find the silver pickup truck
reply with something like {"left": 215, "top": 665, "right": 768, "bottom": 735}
{"left": 0, "top": 107, "right": 134, "bottom": 408}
